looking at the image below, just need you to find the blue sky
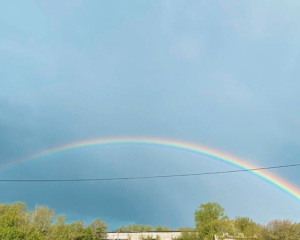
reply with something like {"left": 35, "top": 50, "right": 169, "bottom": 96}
{"left": 1, "top": 0, "right": 300, "bottom": 230}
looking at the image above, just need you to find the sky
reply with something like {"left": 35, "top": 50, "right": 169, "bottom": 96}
{"left": 1, "top": 0, "right": 300, "bottom": 230}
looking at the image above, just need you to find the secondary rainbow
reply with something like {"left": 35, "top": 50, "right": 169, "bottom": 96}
{"left": 2, "top": 136, "right": 300, "bottom": 201}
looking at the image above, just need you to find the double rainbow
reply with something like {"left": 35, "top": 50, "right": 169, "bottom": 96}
{"left": 2, "top": 136, "right": 300, "bottom": 201}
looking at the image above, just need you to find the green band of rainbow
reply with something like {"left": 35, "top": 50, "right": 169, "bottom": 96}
{"left": 1, "top": 136, "right": 300, "bottom": 201}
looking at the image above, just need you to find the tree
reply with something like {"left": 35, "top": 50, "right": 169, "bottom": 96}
{"left": 173, "top": 227, "right": 198, "bottom": 240}
{"left": 68, "top": 220, "right": 85, "bottom": 240}
{"left": 234, "top": 216, "right": 260, "bottom": 237}
{"left": 0, "top": 202, "right": 27, "bottom": 239}
{"left": 154, "top": 225, "right": 171, "bottom": 231}
{"left": 46, "top": 214, "right": 69, "bottom": 240}
{"left": 116, "top": 224, "right": 153, "bottom": 232}
{"left": 88, "top": 218, "right": 107, "bottom": 240}
{"left": 0, "top": 201, "right": 108, "bottom": 240}
{"left": 194, "top": 202, "right": 233, "bottom": 240}
{"left": 32, "top": 205, "right": 55, "bottom": 233}
{"left": 260, "top": 219, "right": 300, "bottom": 240}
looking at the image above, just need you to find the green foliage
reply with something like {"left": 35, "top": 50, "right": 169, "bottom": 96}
{"left": 260, "top": 219, "right": 300, "bottom": 240}
{"left": 234, "top": 216, "right": 261, "bottom": 237}
{"left": 0, "top": 202, "right": 31, "bottom": 240}
{"left": 32, "top": 205, "right": 55, "bottom": 233}
{"left": 116, "top": 224, "right": 153, "bottom": 232}
{"left": 2, "top": 200, "right": 300, "bottom": 240}
{"left": 154, "top": 225, "right": 171, "bottom": 231}
{"left": 0, "top": 202, "right": 107, "bottom": 240}
{"left": 194, "top": 202, "right": 233, "bottom": 240}
{"left": 194, "top": 202, "right": 227, "bottom": 226}
{"left": 173, "top": 228, "right": 198, "bottom": 240}
{"left": 88, "top": 218, "right": 107, "bottom": 240}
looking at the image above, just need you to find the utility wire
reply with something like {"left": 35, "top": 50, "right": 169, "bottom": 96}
{"left": 0, "top": 163, "right": 300, "bottom": 182}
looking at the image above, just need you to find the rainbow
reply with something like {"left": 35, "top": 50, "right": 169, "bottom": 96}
{"left": 2, "top": 136, "right": 300, "bottom": 201}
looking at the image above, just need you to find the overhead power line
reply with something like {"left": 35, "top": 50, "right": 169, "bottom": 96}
{"left": 0, "top": 163, "right": 299, "bottom": 182}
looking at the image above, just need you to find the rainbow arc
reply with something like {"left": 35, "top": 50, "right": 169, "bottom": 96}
{"left": 2, "top": 137, "right": 300, "bottom": 201}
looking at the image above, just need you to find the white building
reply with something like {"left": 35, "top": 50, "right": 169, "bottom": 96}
{"left": 105, "top": 231, "right": 182, "bottom": 240}
{"left": 105, "top": 231, "right": 243, "bottom": 240}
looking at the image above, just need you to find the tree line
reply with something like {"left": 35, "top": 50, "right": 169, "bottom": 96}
{"left": 0, "top": 202, "right": 106, "bottom": 240}
{"left": 1, "top": 201, "right": 300, "bottom": 239}
{"left": 175, "top": 202, "right": 300, "bottom": 240}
